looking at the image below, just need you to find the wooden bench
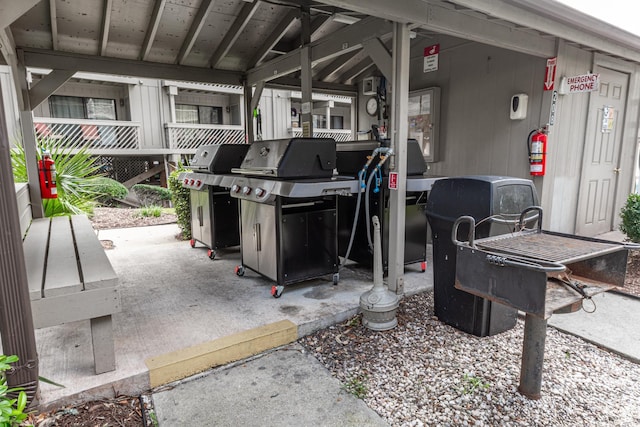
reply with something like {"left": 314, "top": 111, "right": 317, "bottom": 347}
{"left": 23, "top": 215, "right": 121, "bottom": 374}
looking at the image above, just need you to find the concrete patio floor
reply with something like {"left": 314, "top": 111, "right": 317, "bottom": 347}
{"left": 34, "top": 223, "right": 433, "bottom": 409}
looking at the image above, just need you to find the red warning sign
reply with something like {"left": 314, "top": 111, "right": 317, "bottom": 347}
{"left": 389, "top": 172, "right": 398, "bottom": 190}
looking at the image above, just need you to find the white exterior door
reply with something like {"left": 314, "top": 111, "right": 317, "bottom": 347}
{"left": 576, "top": 66, "right": 628, "bottom": 236}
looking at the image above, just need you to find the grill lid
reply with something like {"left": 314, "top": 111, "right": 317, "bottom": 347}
{"left": 190, "top": 144, "right": 250, "bottom": 174}
{"left": 233, "top": 138, "right": 336, "bottom": 179}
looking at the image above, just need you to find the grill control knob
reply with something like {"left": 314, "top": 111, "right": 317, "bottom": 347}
{"left": 189, "top": 179, "right": 195, "bottom": 186}
{"left": 255, "top": 187, "right": 265, "bottom": 198}
{"left": 183, "top": 178, "right": 189, "bottom": 186}
{"left": 242, "top": 186, "right": 252, "bottom": 195}
{"left": 231, "top": 184, "right": 241, "bottom": 193}
{"left": 195, "top": 180, "right": 202, "bottom": 187}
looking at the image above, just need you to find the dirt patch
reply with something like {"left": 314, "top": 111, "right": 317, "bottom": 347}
{"left": 91, "top": 207, "right": 177, "bottom": 230}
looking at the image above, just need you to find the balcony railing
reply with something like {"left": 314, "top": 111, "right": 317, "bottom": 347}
{"left": 33, "top": 118, "right": 141, "bottom": 152}
{"left": 165, "top": 123, "right": 245, "bottom": 152}
{"left": 290, "top": 128, "right": 353, "bottom": 142}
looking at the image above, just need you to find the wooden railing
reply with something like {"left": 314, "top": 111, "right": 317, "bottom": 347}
{"left": 165, "top": 123, "right": 245, "bottom": 152}
{"left": 290, "top": 128, "right": 353, "bottom": 141}
{"left": 33, "top": 118, "right": 142, "bottom": 152}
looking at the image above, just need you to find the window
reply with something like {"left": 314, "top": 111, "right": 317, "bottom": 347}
{"left": 49, "top": 95, "right": 117, "bottom": 120}
{"left": 176, "top": 104, "right": 223, "bottom": 124}
{"left": 407, "top": 87, "right": 440, "bottom": 162}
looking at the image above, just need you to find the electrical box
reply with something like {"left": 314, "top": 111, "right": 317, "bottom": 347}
{"left": 362, "top": 77, "right": 378, "bottom": 95}
{"left": 510, "top": 94, "right": 528, "bottom": 120}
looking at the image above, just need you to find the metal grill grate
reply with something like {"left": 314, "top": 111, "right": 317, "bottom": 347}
{"left": 476, "top": 232, "right": 624, "bottom": 263}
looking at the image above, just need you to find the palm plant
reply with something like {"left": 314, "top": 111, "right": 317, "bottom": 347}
{"left": 11, "top": 136, "right": 105, "bottom": 217}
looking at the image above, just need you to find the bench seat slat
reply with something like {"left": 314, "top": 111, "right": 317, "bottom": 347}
{"left": 44, "top": 216, "right": 82, "bottom": 297}
{"left": 23, "top": 218, "right": 51, "bottom": 300}
{"left": 71, "top": 215, "right": 118, "bottom": 289}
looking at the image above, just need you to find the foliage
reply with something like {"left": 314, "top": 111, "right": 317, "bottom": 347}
{"left": 620, "top": 193, "right": 640, "bottom": 243}
{"left": 132, "top": 184, "right": 172, "bottom": 207}
{"left": 11, "top": 137, "right": 106, "bottom": 217}
{"left": 93, "top": 177, "right": 129, "bottom": 206}
{"left": 342, "top": 373, "right": 368, "bottom": 399}
{"left": 460, "top": 373, "right": 490, "bottom": 395}
{"left": 168, "top": 164, "right": 192, "bottom": 240}
{"left": 139, "top": 205, "right": 163, "bottom": 218}
{"left": 0, "top": 355, "right": 28, "bottom": 427}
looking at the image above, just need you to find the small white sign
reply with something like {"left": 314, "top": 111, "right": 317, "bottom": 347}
{"left": 423, "top": 44, "right": 440, "bottom": 73}
{"left": 561, "top": 73, "right": 600, "bottom": 93}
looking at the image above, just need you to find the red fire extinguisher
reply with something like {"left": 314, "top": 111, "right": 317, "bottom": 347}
{"left": 527, "top": 127, "right": 548, "bottom": 176}
{"left": 38, "top": 150, "right": 57, "bottom": 199}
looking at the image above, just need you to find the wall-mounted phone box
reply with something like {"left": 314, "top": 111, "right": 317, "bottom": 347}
{"left": 510, "top": 93, "right": 528, "bottom": 120}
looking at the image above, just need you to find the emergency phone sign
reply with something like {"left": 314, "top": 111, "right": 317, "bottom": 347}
{"left": 389, "top": 172, "right": 398, "bottom": 190}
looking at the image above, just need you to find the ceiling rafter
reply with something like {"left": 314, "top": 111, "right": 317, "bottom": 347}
{"left": 22, "top": 47, "right": 243, "bottom": 86}
{"left": 208, "top": 0, "right": 261, "bottom": 68}
{"left": 314, "top": 51, "right": 355, "bottom": 82}
{"left": 99, "top": 0, "right": 113, "bottom": 56}
{"left": 140, "top": 0, "right": 167, "bottom": 61}
{"left": 272, "top": 14, "right": 331, "bottom": 53}
{"left": 247, "top": 16, "right": 392, "bottom": 85}
{"left": 49, "top": 0, "right": 58, "bottom": 50}
{"left": 177, "top": 0, "right": 215, "bottom": 65}
{"left": 248, "top": 8, "right": 298, "bottom": 68}
{"left": 340, "top": 57, "right": 373, "bottom": 84}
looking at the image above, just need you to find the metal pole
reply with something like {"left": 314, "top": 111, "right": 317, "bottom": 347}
{"left": 387, "top": 22, "right": 410, "bottom": 295}
{"left": 0, "top": 78, "right": 39, "bottom": 404}
{"left": 518, "top": 313, "right": 547, "bottom": 400}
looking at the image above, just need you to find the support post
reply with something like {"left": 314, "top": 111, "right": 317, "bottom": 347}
{"left": 387, "top": 22, "right": 410, "bottom": 295}
{"left": 518, "top": 313, "right": 548, "bottom": 400}
{"left": 243, "top": 83, "right": 254, "bottom": 143}
{"left": 300, "top": 6, "right": 313, "bottom": 138}
{"left": 0, "top": 78, "right": 39, "bottom": 405}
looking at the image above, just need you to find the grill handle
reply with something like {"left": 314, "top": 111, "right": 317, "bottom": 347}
{"left": 452, "top": 215, "right": 476, "bottom": 248}
{"left": 485, "top": 253, "right": 566, "bottom": 273}
{"left": 518, "top": 206, "right": 543, "bottom": 232}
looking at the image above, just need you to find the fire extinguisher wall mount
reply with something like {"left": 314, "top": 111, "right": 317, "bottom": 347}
{"left": 528, "top": 126, "right": 548, "bottom": 176}
{"left": 38, "top": 150, "right": 58, "bottom": 199}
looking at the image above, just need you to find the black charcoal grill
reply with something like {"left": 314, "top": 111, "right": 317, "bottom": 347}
{"left": 181, "top": 144, "right": 249, "bottom": 259}
{"left": 452, "top": 206, "right": 638, "bottom": 399}
{"left": 227, "top": 138, "right": 360, "bottom": 298}
{"left": 336, "top": 139, "right": 440, "bottom": 272}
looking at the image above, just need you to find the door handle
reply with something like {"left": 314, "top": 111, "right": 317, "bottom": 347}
{"left": 254, "top": 223, "right": 261, "bottom": 252}
{"left": 198, "top": 206, "right": 203, "bottom": 226}
{"left": 613, "top": 167, "right": 621, "bottom": 174}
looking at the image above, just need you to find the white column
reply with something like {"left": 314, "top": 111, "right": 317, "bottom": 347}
{"left": 387, "top": 22, "right": 410, "bottom": 295}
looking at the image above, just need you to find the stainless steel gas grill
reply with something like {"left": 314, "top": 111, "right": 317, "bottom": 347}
{"left": 181, "top": 144, "right": 249, "bottom": 259}
{"left": 227, "top": 138, "right": 359, "bottom": 298}
{"left": 452, "top": 206, "right": 638, "bottom": 399}
{"left": 336, "top": 139, "right": 440, "bottom": 272}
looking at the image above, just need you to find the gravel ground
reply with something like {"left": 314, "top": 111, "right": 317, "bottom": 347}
{"left": 300, "top": 291, "right": 640, "bottom": 427}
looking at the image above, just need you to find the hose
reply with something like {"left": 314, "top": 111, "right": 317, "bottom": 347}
{"left": 340, "top": 169, "right": 366, "bottom": 270}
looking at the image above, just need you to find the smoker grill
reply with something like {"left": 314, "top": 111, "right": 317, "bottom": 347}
{"left": 227, "top": 138, "right": 360, "bottom": 298}
{"left": 181, "top": 144, "right": 249, "bottom": 259}
{"left": 336, "top": 139, "right": 439, "bottom": 272}
{"left": 452, "top": 206, "right": 638, "bottom": 399}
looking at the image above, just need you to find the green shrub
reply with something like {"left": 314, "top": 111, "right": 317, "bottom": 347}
{"left": 0, "top": 354, "right": 28, "bottom": 426}
{"left": 93, "top": 177, "right": 129, "bottom": 206}
{"left": 168, "top": 165, "right": 191, "bottom": 240}
{"left": 11, "top": 137, "right": 106, "bottom": 217}
{"left": 132, "top": 184, "right": 172, "bottom": 207}
{"left": 620, "top": 193, "right": 640, "bottom": 242}
{"left": 139, "top": 205, "right": 163, "bottom": 218}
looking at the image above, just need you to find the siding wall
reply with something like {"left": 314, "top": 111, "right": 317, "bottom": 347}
{"left": 128, "top": 79, "right": 165, "bottom": 149}
{"left": 0, "top": 66, "right": 21, "bottom": 141}
{"left": 540, "top": 43, "right": 593, "bottom": 232}
{"left": 15, "top": 183, "right": 31, "bottom": 238}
